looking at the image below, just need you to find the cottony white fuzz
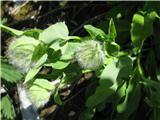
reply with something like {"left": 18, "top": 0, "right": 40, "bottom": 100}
{"left": 17, "top": 84, "right": 41, "bottom": 120}
{"left": 7, "top": 36, "right": 39, "bottom": 74}
{"left": 17, "top": 84, "right": 32, "bottom": 109}
{"left": 75, "top": 40, "right": 105, "bottom": 70}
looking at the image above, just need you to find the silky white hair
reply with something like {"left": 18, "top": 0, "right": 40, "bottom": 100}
{"left": 75, "top": 40, "right": 105, "bottom": 70}
{"left": 17, "top": 84, "right": 41, "bottom": 120}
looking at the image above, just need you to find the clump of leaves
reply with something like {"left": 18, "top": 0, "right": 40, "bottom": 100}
{"left": 1, "top": 2, "right": 160, "bottom": 120}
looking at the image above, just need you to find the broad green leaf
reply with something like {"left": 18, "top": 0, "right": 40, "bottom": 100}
{"left": 33, "top": 79, "right": 54, "bottom": 91}
{"left": 39, "top": 22, "right": 69, "bottom": 44}
{"left": 131, "top": 11, "right": 158, "bottom": 53}
{"left": 1, "top": 95, "right": 16, "bottom": 120}
{"left": 84, "top": 25, "right": 109, "bottom": 41}
{"left": 86, "top": 59, "right": 119, "bottom": 107}
{"left": 86, "top": 56, "right": 132, "bottom": 108}
{"left": 79, "top": 108, "right": 96, "bottom": 120}
{"left": 0, "top": 24, "right": 23, "bottom": 36}
{"left": 1, "top": 61, "right": 23, "bottom": 83}
{"left": 24, "top": 54, "right": 48, "bottom": 83}
{"left": 108, "top": 18, "right": 117, "bottom": 41}
{"left": 28, "top": 85, "right": 53, "bottom": 108}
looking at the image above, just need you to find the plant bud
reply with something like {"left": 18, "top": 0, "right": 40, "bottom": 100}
{"left": 75, "top": 40, "right": 105, "bottom": 70}
{"left": 7, "top": 36, "right": 39, "bottom": 74}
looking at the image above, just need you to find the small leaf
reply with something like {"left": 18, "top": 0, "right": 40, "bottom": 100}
{"left": 1, "top": 95, "right": 16, "bottom": 120}
{"left": 84, "top": 25, "right": 108, "bottom": 41}
{"left": 131, "top": 11, "right": 157, "bottom": 53}
{"left": 39, "top": 22, "right": 69, "bottom": 44}
{"left": 54, "top": 74, "right": 66, "bottom": 105}
{"left": 54, "top": 89, "right": 63, "bottom": 105}
{"left": 108, "top": 18, "right": 117, "bottom": 41}
{"left": 45, "top": 60, "right": 70, "bottom": 70}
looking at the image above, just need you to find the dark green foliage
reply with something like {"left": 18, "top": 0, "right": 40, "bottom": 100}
{"left": 1, "top": 1, "right": 160, "bottom": 120}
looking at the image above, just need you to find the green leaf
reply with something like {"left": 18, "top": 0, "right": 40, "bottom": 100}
{"left": 54, "top": 89, "right": 63, "bottom": 105}
{"left": 28, "top": 84, "right": 53, "bottom": 108}
{"left": 39, "top": 22, "right": 69, "bottom": 44}
{"left": 45, "top": 60, "right": 70, "bottom": 70}
{"left": 106, "top": 42, "right": 120, "bottom": 56}
{"left": 108, "top": 18, "right": 117, "bottom": 41}
{"left": 86, "top": 56, "right": 132, "bottom": 108}
{"left": 86, "top": 59, "right": 119, "bottom": 108}
{"left": 131, "top": 11, "right": 158, "bottom": 53}
{"left": 1, "top": 95, "right": 16, "bottom": 120}
{"left": 0, "top": 24, "right": 23, "bottom": 36}
{"left": 33, "top": 79, "right": 54, "bottom": 91}
{"left": 54, "top": 74, "right": 66, "bottom": 105}
{"left": 84, "top": 25, "right": 109, "bottom": 41}
{"left": 24, "top": 54, "right": 48, "bottom": 83}
{"left": 1, "top": 61, "right": 23, "bottom": 83}
{"left": 24, "top": 67, "right": 42, "bottom": 84}
{"left": 116, "top": 69, "right": 141, "bottom": 118}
